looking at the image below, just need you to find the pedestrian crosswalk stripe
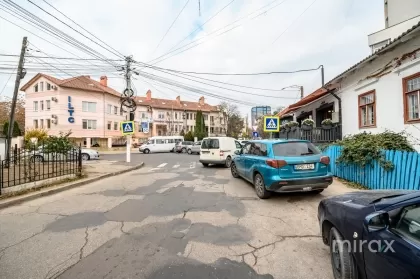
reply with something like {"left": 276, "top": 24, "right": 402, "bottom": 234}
{"left": 173, "top": 165, "right": 180, "bottom": 168}
{"left": 157, "top": 163, "right": 167, "bottom": 168}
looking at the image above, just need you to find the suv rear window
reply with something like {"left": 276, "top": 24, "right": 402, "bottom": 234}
{"left": 272, "top": 142, "right": 320, "bottom": 157}
{"left": 201, "top": 139, "right": 220, "bottom": 149}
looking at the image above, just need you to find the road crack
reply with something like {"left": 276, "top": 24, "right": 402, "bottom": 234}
{"left": 120, "top": 221, "right": 128, "bottom": 234}
{"left": 79, "top": 227, "right": 90, "bottom": 260}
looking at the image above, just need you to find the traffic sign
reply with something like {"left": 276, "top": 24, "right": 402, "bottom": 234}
{"left": 263, "top": 116, "right": 279, "bottom": 132}
{"left": 121, "top": 121, "right": 135, "bottom": 135}
{"left": 253, "top": 131, "right": 259, "bottom": 137}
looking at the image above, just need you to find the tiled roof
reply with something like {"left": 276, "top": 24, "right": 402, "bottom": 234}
{"left": 135, "top": 96, "right": 219, "bottom": 112}
{"left": 20, "top": 73, "right": 121, "bottom": 97}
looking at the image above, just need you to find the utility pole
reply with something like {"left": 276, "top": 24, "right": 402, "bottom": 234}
{"left": 300, "top": 86, "right": 304, "bottom": 99}
{"left": 124, "top": 56, "right": 133, "bottom": 163}
{"left": 6, "top": 37, "right": 27, "bottom": 164}
{"left": 321, "top": 65, "right": 325, "bottom": 87}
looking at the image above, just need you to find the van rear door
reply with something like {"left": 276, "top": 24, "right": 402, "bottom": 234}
{"left": 200, "top": 138, "right": 220, "bottom": 160}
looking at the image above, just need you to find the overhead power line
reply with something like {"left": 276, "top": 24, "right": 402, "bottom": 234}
{"left": 0, "top": 66, "right": 16, "bottom": 96}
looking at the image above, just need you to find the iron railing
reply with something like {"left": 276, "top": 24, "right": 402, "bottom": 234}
{"left": 277, "top": 126, "right": 342, "bottom": 143}
{"left": 0, "top": 143, "right": 82, "bottom": 193}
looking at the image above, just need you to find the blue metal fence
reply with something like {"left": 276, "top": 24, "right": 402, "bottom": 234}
{"left": 323, "top": 146, "right": 420, "bottom": 190}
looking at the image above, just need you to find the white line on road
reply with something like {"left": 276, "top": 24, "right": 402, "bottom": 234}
{"left": 157, "top": 163, "right": 167, "bottom": 168}
{"left": 173, "top": 164, "right": 180, "bottom": 168}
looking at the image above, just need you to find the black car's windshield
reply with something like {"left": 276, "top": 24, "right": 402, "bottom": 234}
{"left": 273, "top": 142, "right": 320, "bottom": 157}
{"left": 201, "top": 139, "right": 220, "bottom": 149}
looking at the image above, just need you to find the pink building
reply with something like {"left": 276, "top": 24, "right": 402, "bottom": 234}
{"left": 21, "top": 73, "right": 146, "bottom": 148}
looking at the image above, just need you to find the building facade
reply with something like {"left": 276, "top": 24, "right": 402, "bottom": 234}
{"left": 21, "top": 74, "right": 227, "bottom": 147}
{"left": 251, "top": 106, "right": 271, "bottom": 126}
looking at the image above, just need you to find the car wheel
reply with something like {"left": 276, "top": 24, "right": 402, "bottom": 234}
{"left": 225, "top": 156, "right": 232, "bottom": 168}
{"left": 181, "top": 147, "right": 187, "bottom": 153}
{"left": 231, "top": 163, "right": 239, "bottom": 178}
{"left": 329, "top": 227, "right": 358, "bottom": 279}
{"left": 31, "top": 155, "right": 44, "bottom": 163}
{"left": 143, "top": 149, "right": 150, "bottom": 154}
{"left": 254, "top": 173, "right": 271, "bottom": 199}
{"left": 81, "top": 153, "right": 90, "bottom": 161}
{"left": 187, "top": 149, "right": 192, "bottom": 155}
{"left": 202, "top": 163, "right": 209, "bottom": 167}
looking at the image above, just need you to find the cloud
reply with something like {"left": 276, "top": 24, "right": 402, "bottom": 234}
{"left": 0, "top": 0, "right": 384, "bottom": 117}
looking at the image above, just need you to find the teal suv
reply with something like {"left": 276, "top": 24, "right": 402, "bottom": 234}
{"left": 231, "top": 140, "right": 333, "bottom": 199}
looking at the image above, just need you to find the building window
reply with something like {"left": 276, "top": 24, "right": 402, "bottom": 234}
{"left": 194, "top": 113, "right": 196, "bottom": 120}
{"left": 82, "top": 119, "right": 97, "bottom": 130}
{"left": 175, "top": 112, "right": 178, "bottom": 119}
{"left": 47, "top": 83, "right": 51, "bottom": 90}
{"left": 114, "top": 106, "right": 118, "bottom": 115}
{"left": 358, "top": 90, "right": 376, "bottom": 128}
{"left": 34, "top": 119, "right": 38, "bottom": 128}
{"left": 46, "top": 119, "right": 51, "bottom": 129}
{"left": 33, "top": 101, "right": 38, "bottom": 112}
{"left": 403, "top": 73, "right": 420, "bottom": 123}
{"left": 141, "top": 112, "right": 146, "bottom": 119}
{"left": 107, "top": 104, "right": 112, "bottom": 114}
{"left": 82, "top": 101, "right": 96, "bottom": 112}
{"left": 158, "top": 111, "right": 165, "bottom": 119}
{"left": 34, "top": 84, "right": 38, "bottom": 92}
{"left": 46, "top": 100, "right": 51, "bottom": 110}
{"left": 203, "top": 114, "right": 208, "bottom": 120}
{"left": 40, "top": 100, "right": 44, "bottom": 111}
{"left": 210, "top": 127, "right": 214, "bottom": 133}
{"left": 40, "top": 119, "right": 44, "bottom": 128}
{"left": 175, "top": 125, "right": 178, "bottom": 132}
{"left": 114, "top": 122, "right": 118, "bottom": 130}
{"left": 40, "top": 82, "right": 44, "bottom": 91}
{"left": 107, "top": 121, "right": 112, "bottom": 130}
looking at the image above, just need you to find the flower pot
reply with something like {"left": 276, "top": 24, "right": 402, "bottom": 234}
{"left": 290, "top": 126, "right": 297, "bottom": 132}
{"left": 301, "top": 124, "right": 313, "bottom": 131}
{"left": 322, "top": 124, "right": 332, "bottom": 130}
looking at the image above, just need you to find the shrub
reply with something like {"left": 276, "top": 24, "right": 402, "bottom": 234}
{"left": 302, "top": 118, "right": 315, "bottom": 126}
{"left": 335, "top": 131, "right": 415, "bottom": 171}
{"left": 184, "top": 131, "right": 194, "bottom": 141}
{"left": 3, "top": 121, "right": 21, "bottom": 137}
{"left": 286, "top": 121, "right": 299, "bottom": 128}
{"left": 321, "top": 118, "right": 333, "bottom": 125}
{"left": 24, "top": 128, "right": 48, "bottom": 147}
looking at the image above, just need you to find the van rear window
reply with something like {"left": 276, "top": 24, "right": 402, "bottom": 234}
{"left": 273, "top": 142, "right": 320, "bottom": 157}
{"left": 201, "top": 139, "right": 220, "bottom": 149}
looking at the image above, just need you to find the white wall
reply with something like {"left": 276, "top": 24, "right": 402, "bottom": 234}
{"left": 387, "top": 0, "right": 420, "bottom": 27}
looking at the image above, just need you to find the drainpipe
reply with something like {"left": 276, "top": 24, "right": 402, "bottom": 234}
{"left": 321, "top": 65, "right": 342, "bottom": 139}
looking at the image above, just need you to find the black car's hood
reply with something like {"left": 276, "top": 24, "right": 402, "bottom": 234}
{"left": 323, "top": 190, "right": 412, "bottom": 207}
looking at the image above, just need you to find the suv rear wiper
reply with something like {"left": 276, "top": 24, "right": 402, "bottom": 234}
{"left": 300, "top": 152, "right": 314, "bottom": 155}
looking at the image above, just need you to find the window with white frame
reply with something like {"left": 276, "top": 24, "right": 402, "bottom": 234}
{"left": 404, "top": 73, "right": 420, "bottom": 122}
{"left": 359, "top": 90, "right": 376, "bottom": 128}
{"left": 82, "top": 101, "right": 96, "bottom": 112}
{"left": 114, "top": 106, "right": 118, "bottom": 115}
{"left": 158, "top": 111, "right": 165, "bottom": 119}
{"left": 40, "top": 82, "right": 44, "bottom": 91}
{"left": 114, "top": 122, "right": 118, "bottom": 130}
{"left": 82, "top": 119, "right": 97, "bottom": 130}
{"left": 107, "top": 104, "right": 112, "bottom": 114}
{"left": 46, "top": 100, "right": 51, "bottom": 110}
{"left": 33, "top": 101, "right": 38, "bottom": 112}
{"left": 40, "top": 119, "right": 44, "bottom": 128}
{"left": 34, "top": 84, "right": 38, "bottom": 92}
{"left": 107, "top": 121, "right": 112, "bottom": 130}
{"left": 34, "top": 119, "right": 38, "bottom": 128}
{"left": 47, "top": 83, "right": 51, "bottom": 90}
{"left": 40, "top": 100, "right": 44, "bottom": 111}
{"left": 46, "top": 119, "right": 51, "bottom": 129}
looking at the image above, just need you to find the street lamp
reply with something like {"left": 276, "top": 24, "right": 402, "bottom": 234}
{"left": 281, "top": 85, "right": 304, "bottom": 99}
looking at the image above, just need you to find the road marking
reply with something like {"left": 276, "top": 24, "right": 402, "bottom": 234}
{"left": 189, "top": 162, "right": 196, "bottom": 168}
{"left": 173, "top": 164, "right": 180, "bottom": 168}
{"left": 157, "top": 163, "right": 167, "bottom": 168}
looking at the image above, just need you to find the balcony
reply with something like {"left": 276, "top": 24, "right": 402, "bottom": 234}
{"left": 276, "top": 126, "right": 341, "bottom": 144}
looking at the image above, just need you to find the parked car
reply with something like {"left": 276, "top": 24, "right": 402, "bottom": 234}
{"left": 199, "top": 137, "right": 242, "bottom": 167}
{"left": 318, "top": 191, "right": 420, "bottom": 279}
{"left": 176, "top": 141, "right": 194, "bottom": 153}
{"left": 187, "top": 141, "right": 201, "bottom": 155}
{"left": 30, "top": 146, "right": 99, "bottom": 162}
{"left": 230, "top": 139, "right": 333, "bottom": 199}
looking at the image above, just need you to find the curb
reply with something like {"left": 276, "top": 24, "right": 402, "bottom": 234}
{"left": 0, "top": 162, "right": 144, "bottom": 210}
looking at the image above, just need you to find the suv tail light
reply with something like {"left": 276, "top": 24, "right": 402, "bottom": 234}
{"left": 320, "top": 156, "right": 330, "bottom": 165}
{"left": 219, "top": 151, "right": 224, "bottom": 157}
{"left": 266, "top": 159, "right": 287, "bottom": 168}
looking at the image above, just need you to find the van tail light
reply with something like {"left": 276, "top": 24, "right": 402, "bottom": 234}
{"left": 266, "top": 159, "right": 287, "bottom": 168}
{"left": 219, "top": 151, "right": 224, "bottom": 157}
{"left": 320, "top": 156, "right": 330, "bottom": 165}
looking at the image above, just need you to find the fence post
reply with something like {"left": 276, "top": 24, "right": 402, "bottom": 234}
{"left": 78, "top": 143, "right": 82, "bottom": 175}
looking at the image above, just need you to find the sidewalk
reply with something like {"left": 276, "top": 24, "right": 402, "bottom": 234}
{"left": 0, "top": 159, "right": 144, "bottom": 209}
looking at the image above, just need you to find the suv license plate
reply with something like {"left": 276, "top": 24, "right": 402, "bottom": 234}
{"left": 303, "top": 187, "right": 312, "bottom": 191}
{"left": 295, "top": 164, "right": 315, "bottom": 170}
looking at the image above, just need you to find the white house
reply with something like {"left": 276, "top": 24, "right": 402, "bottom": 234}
{"left": 278, "top": 20, "right": 420, "bottom": 150}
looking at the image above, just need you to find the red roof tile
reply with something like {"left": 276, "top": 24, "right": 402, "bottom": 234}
{"left": 135, "top": 96, "right": 219, "bottom": 112}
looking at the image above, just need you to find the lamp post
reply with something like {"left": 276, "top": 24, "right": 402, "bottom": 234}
{"left": 281, "top": 85, "right": 304, "bottom": 99}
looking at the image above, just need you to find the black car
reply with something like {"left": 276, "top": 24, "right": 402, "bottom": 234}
{"left": 318, "top": 191, "right": 420, "bottom": 279}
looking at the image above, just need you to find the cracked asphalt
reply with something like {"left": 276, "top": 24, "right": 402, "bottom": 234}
{"left": 0, "top": 153, "right": 354, "bottom": 278}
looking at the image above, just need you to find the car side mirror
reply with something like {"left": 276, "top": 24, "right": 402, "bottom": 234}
{"left": 364, "top": 211, "right": 389, "bottom": 232}
{"left": 234, "top": 150, "right": 241, "bottom": 155}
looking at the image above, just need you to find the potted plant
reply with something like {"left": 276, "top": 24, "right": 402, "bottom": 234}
{"left": 286, "top": 121, "right": 299, "bottom": 131}
{"left": 301, "top": 118, "right": 314, "bottom": 131}
{"left": 321, "top": 118, "right": 333, "bottom": 129}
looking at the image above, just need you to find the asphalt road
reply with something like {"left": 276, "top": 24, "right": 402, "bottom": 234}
{"left": 0, "top": 152, "right": 353, "bottom": 279}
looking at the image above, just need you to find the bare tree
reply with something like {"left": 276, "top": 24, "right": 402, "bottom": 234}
{"left": 0, "top": 94, "right": 25, "bottom": 131}
{"left": 219, "top": 101, "right": 244, "bottom": 138}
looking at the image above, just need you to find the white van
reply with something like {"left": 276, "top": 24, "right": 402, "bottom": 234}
{"left": 139, "top": 136, "right": 184, "bottom": 154}
{"left": 199, "top": 137, "right": 242, "bottom": 167}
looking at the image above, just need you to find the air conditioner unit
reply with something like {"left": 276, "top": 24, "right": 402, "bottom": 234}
{"left": 52, "top": 85, "right": 57, "bottom": 90}
{"left": 51, "top": 114, "right": 57, "bottom": 118}
{"left": 51, "top": 97, "right": 58, "bottom": 102}
{"left": 51, "top": 119, "right": 57, "bottom": 124}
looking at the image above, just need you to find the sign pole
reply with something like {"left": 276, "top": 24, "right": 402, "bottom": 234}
{"left": 126, "top": 135, "right": 131, "bottom": 163}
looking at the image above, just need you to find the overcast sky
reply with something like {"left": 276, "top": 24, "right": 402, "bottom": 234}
{"left": 0, "top": 0, "right": 384, "bottom": 117}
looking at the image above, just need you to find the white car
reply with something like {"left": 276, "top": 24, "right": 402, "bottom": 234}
{"left": 199, "top": 137, "right": 242, "bottom": 167}
{"left": 30, "top": 147, "right": 99, "bottom": 162}
{"left": 187, "top": 141, "right": 201, "bottom": 155}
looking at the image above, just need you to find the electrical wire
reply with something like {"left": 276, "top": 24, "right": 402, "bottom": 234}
{"left": 152, "top": 0, "right": 190, "bottom": 54}
{"left": 0, "top": 66, "right": 15, "bottom": 96}
{"left": 0, "top": 53, "right": 123, "bottom": 61}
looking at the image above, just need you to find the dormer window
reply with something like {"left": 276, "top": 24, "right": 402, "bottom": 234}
{"left": 34, "top": 84, "right": 39, "bottom": 92}
{"left": 47, "top": 83, "right": 51, "bottom": 90}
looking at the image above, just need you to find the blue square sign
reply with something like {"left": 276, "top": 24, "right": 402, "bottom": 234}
{"left": 253, "top": 131, "right": 259, "bottom": 137}
{"left": 263, "top": 116, "right": 279, "bottom": 132}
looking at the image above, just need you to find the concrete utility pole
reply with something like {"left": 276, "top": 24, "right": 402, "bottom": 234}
{"left": 124, "top": 56, "right": 133, "bottom": 163}
{"left": 6, "top": 37, "right": 27, "bottom": 164}
{"left": 321, "top": 65, "right": 325, "bottom": 87}
{"left": 300, "top": 86, "right": 304, "bottom": 99}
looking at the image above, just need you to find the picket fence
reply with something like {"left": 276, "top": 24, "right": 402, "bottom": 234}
{"left": 323, "top": 146, "right": 420, "bottom": 190}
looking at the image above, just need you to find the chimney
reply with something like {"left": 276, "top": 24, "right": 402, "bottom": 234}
{"left": 146, "top": 89, "right": 152, "bottom": 101}
{"left": 199, "top": 96, "right": 205, "bottom": 106}
{"left": 100, "top": 76, "right": 108, "bottom": 87}
{"left": 176, "top": 96, "right": 181, "bottom": 104}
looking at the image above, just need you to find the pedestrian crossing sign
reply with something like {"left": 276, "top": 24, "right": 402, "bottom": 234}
{"left": 121, "top": 121, "right": 135, "bottom": 135}
{"left": 263, "top": 116, "right": 280, "bottom": 132}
